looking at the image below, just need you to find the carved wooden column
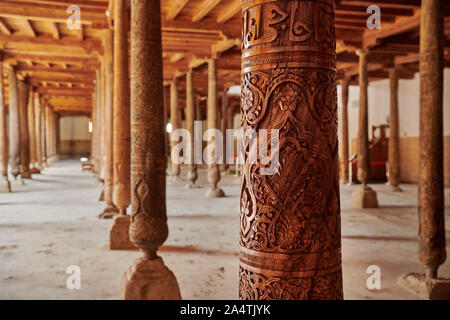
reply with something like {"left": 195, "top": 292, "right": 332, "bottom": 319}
{"left": 34, "top": 93, "right": 42, "bottom": 171}
{"left": 0, "top": 54, "right": 10, "bottom": 192}
{"left": 121, "top": 0, "right": 181, "bottom": 300}
{"left": 398, "top": 0, "right": 449, "bottom": 299}
{"left": 351, "top": 49, "right": 378, "bottom": 208}
{"left": 221, "top": 89, "right": 229, "bottom": 171}
{"left": 19, "top": 80, "right": 32, "bottom": 178}
{"left": 340, "top": 79, "right": 349, "bottom": 184}
{"left": 100, "top": 28, "right": 118, "bottom": 219}
{"left": 205, "top": 58, "right": 224, "bottom": 198}
{"left": 186, "top": 70, "right": 199, "bottom": 188}
{"left": 169, "top": 79, "right": 180, "bottom": 180}
{"left": 41, "top": 102, "right": 47, "bottom": 167}
{"left": 8, "top": 69, "right": 20, "bottom": 179}
{"left": 388, "top": 68, "right": 401, "bottom": 191}
{"left": 240, "top": 0, "right": 342, "bottom": 300}
{"left": 163, "top": 86, "right": 169, "bottom": 166}
{"left": 28, "top": 87, "right": 39, "bottom": 174}
{"left": 100, "top": 60, "right": 107, "bottom": 184}
{"left": 44, "top": 105, "right": 51, "bottom": 165}
{"left": 112, "top": 0, "right": 130, "bottom": 215}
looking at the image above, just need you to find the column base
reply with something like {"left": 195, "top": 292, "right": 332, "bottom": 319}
{"left": 30, "top": 167, "right": 41, "bottom": 174}
{"left": 98, "top": 205, "right": 119, "bottom": 219}
{"left": 21, "top": 171, "right": 32, "bottom": 179}
{"left": 390, "top": 185, "right": 403, "bottom": 192}
{"left": 351, "top": 186, "right": 378, "bottom": 209}
{"left": 11, "top": 177, "right": 25, "bottom": 186}
{"left": 398, "top": 273, "right": 450, "bottom": 300}
{"left": 205, "top": 186, "right": 225, "bottom": 198}
{"left": 169, "top": 176, "right": 183, "bottom": 182}
{"left": 110, "top": 215, "right": 135, "bottom": 250}
{"left": 0, "top": 178, "right": 11, "bottom": 192}
{"left": 120, "top": 256, "right": 181, "bottom": 300}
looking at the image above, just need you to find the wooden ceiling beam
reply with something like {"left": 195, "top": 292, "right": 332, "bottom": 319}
{"left": 167, "top": 0, "right": 190, "bottom": 20}
{"left": 192, "top": 0, "right": 222, "bottom": 22}
{"left": 217, "top": 0, "right": 240, "bottom": 24}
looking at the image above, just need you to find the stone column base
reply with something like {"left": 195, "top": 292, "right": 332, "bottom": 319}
{"left": 30, "top": 167, "right": 41, "bottom": 174}
{"left": 120, "top": 256, "right": 181, "bottom": 300}
{"left": 98, "top": 205, "right": 119, "bottom": 219}
{"left": 110, "top": 215, "right": 135, "bottom": 250}
{"left": 398, "top": 273, "right": 450, "bottom": 300}
{"left": 11, "top": 177, "right": 25, "bottom": 186}
{"left": 0, "top": 179, "right": 11, "bottom": 192}
{"left": 351, "top": 186, "right": 378, "bottom": 208}
{"left": 390, "top": 185, "right": 403, "bottom": 192}
{"left": 205, "top": 186, "right": 225, "bottom": 198}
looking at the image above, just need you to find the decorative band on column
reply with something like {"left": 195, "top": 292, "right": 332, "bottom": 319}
{"left": 240, "top": 0, "right": 342, "bottom": 300}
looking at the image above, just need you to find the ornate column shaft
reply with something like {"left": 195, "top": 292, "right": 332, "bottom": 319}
{"left": 100, "top": 60, "right": 107, "bottom": 182}
{"left": 205, "top": 58, "right": 224, "bottom": 198}
{"left": 170, "top": 79, "right": 180, "bottom": 179}
{"left": 340, "top": 78, "right": 349, "bottom": 184}
{"left": 351, "top": 49, "right": 378, "bottom": 208}
{"left": 186, "top": 70, "right": 199, "bottom": 188}
{"left": 8, "top": 68, "right": 20, "bottom": 178}
{"left": 222, "top": 89, "right": 229, "bottom": 170}
{"left": 100, "top": 28, "right": 118, "bottom": 218}
{"left": 113, "top": 0, "right": 130, "bottom": 214}
{"left": 388, "top": 68, "right": 401, "bottom": 191}
{"left": 95, "top": 69, "right": 103, "bottom": 178}
{"left": 41, "top": 102, "right": 47, "bottom": 166}
{"left": 28, "top": 87, "right": 38, "bottom": 173}
{"left": 240, "top": 0, "right": 342, "bottom": 299}
{"left": 34, "top": 93, "right": 42, "bottom": 170}
{"left": 45, "top": 105, "right": 51, "bottom": 164}
{"left": 19, "top": 79, "right": 32, "bottom": 178}
{"left": 0, "top": 53, "right": 10, "bottom": 192}
{"left": 356, "top": 49, "right": 369, "bottom": 186}
{"left": 418, "top": 0, "right": 445, "bottom": 280}
{"left": 121, "top": 0, "right": 180, "bottom": 300}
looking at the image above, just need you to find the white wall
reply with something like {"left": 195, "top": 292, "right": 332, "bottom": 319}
{"left": 341, "top": 68, "right": 450, "bottom": 141}
{"left": 60, "top": 116, "right": 91, "bottom": 140}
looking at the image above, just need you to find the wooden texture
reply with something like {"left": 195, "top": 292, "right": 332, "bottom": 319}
{"left": 418, "top": 0, "right": 446, "bottom": 279}
{"left": 113, "top": 0, "right": 130, "bottom": 214}
{"left": 239, "top": 0, "right": 342, "bottom": 300}
{"left": 340, "top": 79, "right": 349, "bottom": 183}
{"left": 8, "top": 68, "right": 20, "bottom": 178}
{"left": 388, "top": 68, "right": 401, "bottom": 189}
{"left": 0, "top": 53, "right": 8, "bottom": 179}
{"left": 356, "top": 49, "right": 369, "bottom": 186}
{"left": 170, "top": 79, "right": 180, "bottom": 178}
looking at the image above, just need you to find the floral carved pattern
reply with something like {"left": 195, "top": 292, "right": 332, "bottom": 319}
{"left": 240, "top": 0, "right": 342, "bottom": 300}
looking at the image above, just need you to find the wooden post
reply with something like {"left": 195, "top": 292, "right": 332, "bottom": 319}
{"left": 239, "top": 0, "right": 342, "bottom": 299}
{"left": 340, "top": 79, "right": 350, "bottom": 184}
{"left": 0, "top": 53, "right": 10, "bottom": 192}
{"left": 41, "top": 102, "right": 47, "bottom": 167}
{"left": 99, "top": 28, "right": 118, "bottom": 219}
{"left": 8, "top": 68, "right": 21, "bottom": 179}
{"left": 351, "top": 49, "right": 378, "bottom": 208}
{"left": 186, "top": 70, "right": 199, "bottom": 188}
{"left": 18, "top": 81, "right": 31, "bottom": 179}
{"left": 388, "top": 68, "right": 401, "bottom": 191}
{"left": 28, "top": 87, "right": 39, "bottom": 174}
{"left": 112, "top": 0, "right": 130, "bottom": 215}
{"left": 418, "top": 0, "right": 446, "bottom": 280}
{"left": 121, "top": 0, "right": 181, "bottom": 300}
{"left": 398, "top": 0, "right": 449, "bottom": 300}
{"left": 205, "top": 58, "right": 225, "bottom": 198}
{"left": 170, "top": 79, "right": 180, "bottom": 179}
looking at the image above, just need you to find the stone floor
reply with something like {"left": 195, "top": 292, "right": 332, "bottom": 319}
{"left": 0, "top": 159, "right": 449, "bottom": 300}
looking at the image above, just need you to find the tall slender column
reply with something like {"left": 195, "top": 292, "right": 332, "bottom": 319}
{"left": 34, "top": 93, "right": 42, "bottom": 171}
{"left": 121, "top": 0, "right": 181, "bottom": 300}
{"left": 45, "top": 105, "right": 51, "bottom": 165}
{"left": 388, "top": 68, "right": 401, "bottom": 191}
{"left": 100, "top": 60, "right": 107, "bottom": 183}
{"left": 240, "top": 0, "right": 342, "bottom": 299}
{"left": 351, "top": 49, "right": 378, "bottom": 208}
{"left": 340, "top": 78, "right": 349, "bottom": 184}
{"left": 163, "top": 86, "right": 169, "bottom": 165}
{"left": 205, "top": 58, "right": 225, "bottom": 198}
{"left": 398, "top": 0, "right": 448, "bottom": 300}
{"left": 221, "top": 89, "right": 229, "bottom": 171}
{"left": 186, "top": 70, "right": 199, "bottom": 188}
{"left": 100, "top": 28, "right": 118, "bottom": 219}
{"left": 113, "top": 0, "right": 130, "bottom": 215}
{"left": 418, "top": 0, "right": 446, "bottom": 280}
{"left": 19, "top": 79, "right": 32, "bottom": 177}
{"left": 8, "top": 68, "right": 20, "bottom": 178}
{"left": 41, "top": 102, "right": 47, "bottom": 167}
{"left": 0, "top": 53, "right": 10, "bottom": 192}
{"left": 91, "top": 91, "right": 98, "bottom": 173}
{"left": 28, "top": 87, "right": 39, "bottom": 174}
{"left": 169, "top": 79, "right": 180, "bottom": 180}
